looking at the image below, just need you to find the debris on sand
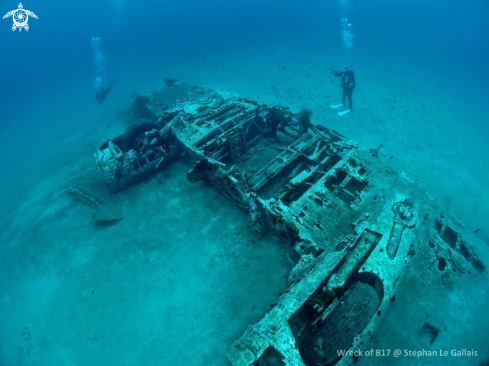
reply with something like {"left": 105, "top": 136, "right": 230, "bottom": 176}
{"left": 65, "top": 187, "right": 124, "bottom": 222}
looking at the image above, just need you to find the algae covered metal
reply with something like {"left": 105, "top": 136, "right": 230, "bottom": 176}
{"left": 94, "top": 84, "right": 486, "bottom": 366}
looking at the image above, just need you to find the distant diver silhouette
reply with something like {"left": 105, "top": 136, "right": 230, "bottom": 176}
{"left": 95, "top": 80, "right": 115, "bottom": 105}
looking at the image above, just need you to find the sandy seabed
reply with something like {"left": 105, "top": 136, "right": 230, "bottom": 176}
{"left": 1, "top": 43, "right": 488, "bottom": 366}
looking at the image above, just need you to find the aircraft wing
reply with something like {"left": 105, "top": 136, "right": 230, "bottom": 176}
{"left": 3, "top": 10, "right": 14, "bottom": 19}
{"left": 26, "top": 11, "right": 38, "bottom": 18}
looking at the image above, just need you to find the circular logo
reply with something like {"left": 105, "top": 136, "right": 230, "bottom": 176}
{"left": 13, "top": 9, "right": 28, "bottom": 28}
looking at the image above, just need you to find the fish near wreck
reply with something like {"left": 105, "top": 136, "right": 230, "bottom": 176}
{"left": 92, "top": 83, "right": 486, "bottom": 366}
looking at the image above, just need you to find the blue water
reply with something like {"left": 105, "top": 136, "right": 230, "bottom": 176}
{"left": 2, "top": 0, "right": 488, "bottom": 110}
{"left": 1, "top": 0, "right": 489, "bottom": 365}
{"left": 2, "top": 0, "right": 488, "bottom": 179}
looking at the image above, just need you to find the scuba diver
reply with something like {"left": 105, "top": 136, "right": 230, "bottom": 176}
{"left": 95, "top": 79, "right": 115, "bottom": 105}
{"left": 331, "top": 66, "right": 356, "bottom": 116}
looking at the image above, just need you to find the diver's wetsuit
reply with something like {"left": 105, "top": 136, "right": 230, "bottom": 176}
{"left": 332, "top": 69, "right": 356, "bottom": 111}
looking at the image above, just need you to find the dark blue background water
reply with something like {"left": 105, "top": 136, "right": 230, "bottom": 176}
{"left": 1, "top": 0, "right": 488, "bottom": 127}
{"left": 1, "top": 2, "right": 489, "bottom": 365}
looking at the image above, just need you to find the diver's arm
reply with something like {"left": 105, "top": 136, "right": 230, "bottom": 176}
{"left": 352, "top": 72, "right": 356, "bottom": 89}
{"left": 332, "top": 70, "right": 343, "bottom": 77}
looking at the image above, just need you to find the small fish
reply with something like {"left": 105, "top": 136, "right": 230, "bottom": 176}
{"left": 95, "top": 80, "right": 115, "bottom": 105}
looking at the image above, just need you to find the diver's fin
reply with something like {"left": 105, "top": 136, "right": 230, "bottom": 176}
{"left": 337, "top": 110, "right": 351, "bottom": 116}
{"left": 330, "top": 103, "right": 344, "bottom": 109}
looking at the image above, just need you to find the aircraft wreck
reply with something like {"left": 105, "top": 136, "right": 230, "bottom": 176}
{"left": 90, "top": 84, "right": 486, "bottom": 366}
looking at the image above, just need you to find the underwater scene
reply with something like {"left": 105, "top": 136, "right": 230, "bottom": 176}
{"left": 1, "top": 0, "right": 489, "bottom": 365}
